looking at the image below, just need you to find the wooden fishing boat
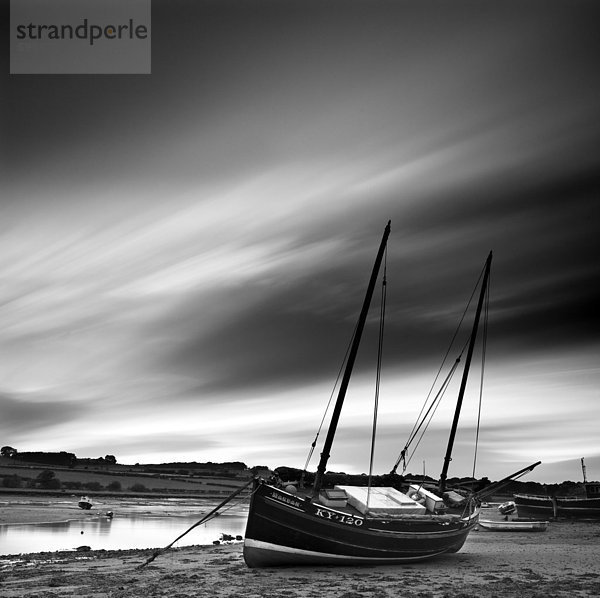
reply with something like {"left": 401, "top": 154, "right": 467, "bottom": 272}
{"left": 514, "top": 459, "right": 600, "bottom": 519}
{"left": 478, "top": 519, "right": 548, "bottom": 532}
{"left": 243, "top": 221, "right": 538, "bottom": 568}
{"left": 514, "top": 489, "right": 600, "bottom": 519}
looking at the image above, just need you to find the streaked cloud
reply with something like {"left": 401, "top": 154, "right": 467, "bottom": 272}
{"left": 1, "top": 1, "right": 599, "bottom": 483}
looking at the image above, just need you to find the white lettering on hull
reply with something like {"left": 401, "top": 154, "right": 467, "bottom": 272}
{"left": 315, "top": 507, "right": 364, "bottom": 526}
{"left": 266, "top": 489, "right": 364, "bottom": 526}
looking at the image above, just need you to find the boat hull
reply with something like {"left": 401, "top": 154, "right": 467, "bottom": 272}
{"left": 243, "top": 481, "right": 479, "bottom": 567}
{"left": 514, "top": 493, "right": 600, "bottom": 519}
{"left": 478, "top": 519, "right": 548, "bottom": 532}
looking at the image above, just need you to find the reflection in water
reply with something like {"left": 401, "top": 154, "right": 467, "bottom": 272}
{"left": 0, "top": 512, "right": 247, "bottom": 556}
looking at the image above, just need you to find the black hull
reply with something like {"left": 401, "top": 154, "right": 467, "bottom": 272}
{"left": 243, "top": 481, "right": 478, "bottom": 567}
{"left": 514, "top": 493, "right": 600, "bottom": 519}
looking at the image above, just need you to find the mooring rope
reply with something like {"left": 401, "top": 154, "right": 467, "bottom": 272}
{"left": 137, "top": 478, "right": 254, "bottom": 569}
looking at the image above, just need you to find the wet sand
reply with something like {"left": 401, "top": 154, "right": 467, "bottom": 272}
{"left": 1, "top": 497, "right": 599, "bottom": 597}
{"left": 0, "top": 493, "right": 227, "bottom": 526}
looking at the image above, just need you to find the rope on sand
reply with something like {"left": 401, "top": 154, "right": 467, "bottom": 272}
{"left": 137, "top": 478, "right": 254, "bottom": 569}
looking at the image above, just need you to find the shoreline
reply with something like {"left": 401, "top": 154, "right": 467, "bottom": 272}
{"left": 0, "top": 493, "right": 242, "bottom": 526}
{"left": 0, "top": 494, "right": 247, "bottom": 560}
{"left": 1, "top": 498, "right": 600, "bottom": 597}
{"left": 2, "top": 526, "right": 600, "bottom": 598}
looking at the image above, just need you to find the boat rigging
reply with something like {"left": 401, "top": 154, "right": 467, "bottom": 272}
{"left": 243, "top": 220, "right": 533, "bottom": 567}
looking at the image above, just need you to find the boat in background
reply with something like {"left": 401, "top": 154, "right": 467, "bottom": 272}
{"left": 478, "top": 518, "right": 548, "bottom": 532}
{"left": 514, "top": 459, "right": 600, "bottom": 519}
{"left": 78, "top": 495, "right": 93, "bottom": 510}
{"left": 514, "top": 489, "right": 600, "bottom": 519}
{"left": 498, "top": 501, "right": 516, "bottom": 515}
{"left": 243, "top": 221, "right": 539, "bottom": 568}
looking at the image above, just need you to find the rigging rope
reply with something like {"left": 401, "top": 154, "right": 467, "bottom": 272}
{"left": 396, "top": 353, "right": 463, "bottom": 473}
{"left": 301, "top": 318, "right": 360, "bottom": 483}
{"left": 391, "top": 260, "right": 489, "bottom": 476}
{"left": 366, "top": 248, "right": 387, "bottom": 509}
{"left": 471, "top": 269, "right": 490, "bottom": 479}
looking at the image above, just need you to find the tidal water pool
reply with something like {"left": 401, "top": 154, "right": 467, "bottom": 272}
{"left": 0, "top": 498, "right": 248, "bottom": 556}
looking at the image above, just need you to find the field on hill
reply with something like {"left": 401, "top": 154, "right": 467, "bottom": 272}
{"left": 0, "top": 461, "right": 248, "bottom": 498}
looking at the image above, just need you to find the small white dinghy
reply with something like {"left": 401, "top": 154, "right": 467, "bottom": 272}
{"left": 478, "top": 518, "right": 548, "bottom": 532}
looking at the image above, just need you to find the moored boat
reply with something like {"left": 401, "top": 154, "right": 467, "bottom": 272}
{"left": 514, "top": 491, "right": 600, "bottom": 519}
{"left": 78, "top": 495, "right": 93, "bottom": 510}
{"left": 244, "top": 481, "right": 478, "bottom": 566}
{"left": 498, "top": 501, "right": 516, "bottom": 515}
{"left": 243, "top": 221, "right": 539, "bottom": 568}
{"left": 478, "top": 518, "right": 548, "bottom": 532}
{"left": 514, "top": 459, "right": 600, "bottom": 519}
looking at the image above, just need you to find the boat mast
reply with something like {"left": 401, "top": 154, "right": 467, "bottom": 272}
{"left": 582, "top": 457, "right": 587, "bottom": 483}
{"left": 439, "top": 251, "right": 492, "bottom": 493}
{"left": 312, "top": 220, "right": 391, "bottom": 498}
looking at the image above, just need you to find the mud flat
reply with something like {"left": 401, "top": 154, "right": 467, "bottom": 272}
{"left": 1, "top": 518, "right": 599, "bottom": 597}
{"left": 0, "top": 493, "right": 230, "bottom": 526}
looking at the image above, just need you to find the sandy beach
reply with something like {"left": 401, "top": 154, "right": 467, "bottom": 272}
{"left": 1, "top": 496, "right": 599, "bottom": 597}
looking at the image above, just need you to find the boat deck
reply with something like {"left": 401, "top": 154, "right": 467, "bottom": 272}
{"left": 279, "top": 484, "right": 470, "bottom": 522}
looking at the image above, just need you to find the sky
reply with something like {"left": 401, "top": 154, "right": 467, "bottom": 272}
{"left": 1, "top": 0, "right": 599, "bottom": 484}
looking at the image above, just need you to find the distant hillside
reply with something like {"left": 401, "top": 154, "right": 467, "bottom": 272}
{"left": 1, "top": 450, "right": 593, "bottom": 499}
{"left": 0, "top": 457, "right": 253, "bottom": 498}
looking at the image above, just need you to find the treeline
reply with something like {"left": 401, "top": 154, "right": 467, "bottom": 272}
{"left": 273, "top": 466, "right": 589, "bottom": 497}
{"left": 1, "top": 447, "right": 117, "bottom": 468}
{"left": 273, "top": 466, "right": 492, "bottom": 491}
{"left": 3, "top": 450, "right": 77, "bottom": 467}
{"left": 0, "top": 447, "right": 251, "bottom": 474}
{"left": 1, "top": 469, "right": 126, "bottom": 492}
{"left": 142, "top": 461, "right": 249, "bottom": 476}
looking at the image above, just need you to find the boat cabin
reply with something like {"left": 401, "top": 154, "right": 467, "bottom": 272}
{"left": 408, "top": 484, "right": 446, "bottom": 512}
{"left": 334, "top": 485, "right": 427, "bottom": 515}
{"left": 319, "top": 489, "right": 349, "bottom": 508}
{"left": 585, "top": 483, "right": 600, "bottom": 498}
